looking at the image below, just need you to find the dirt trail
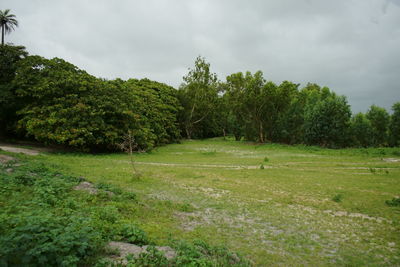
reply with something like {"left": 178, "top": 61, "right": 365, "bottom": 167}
{"left": 0, "top": 145, "right": 47, "bottom": 155}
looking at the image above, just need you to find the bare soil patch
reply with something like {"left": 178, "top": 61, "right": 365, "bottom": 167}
{"left": 108, "top": 241, "right": 176, "bottom": 263}
{"left": 0, "top": 145, "right": 41, "bottom": 155}
{"left": 0, "top": 154, "right": 16, "bottom": 164}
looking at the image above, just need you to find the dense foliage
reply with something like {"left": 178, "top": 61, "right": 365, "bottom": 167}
{"left": 1, "top": 45, "right": 181, "bottom": 151}
{"left": 1, "top": 44, "right": 399, "bottom": 149}
{"left": 179, "top": 57, "right": 399, "bottom": 148}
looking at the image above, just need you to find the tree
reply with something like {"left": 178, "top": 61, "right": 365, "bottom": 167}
{"left": 0, "top": 9, "right": 18, "bottom": 45}
{"left": 366, "top": 105, "right": 390, "bottom": 146}
{"left": 350, "top": 113, "right": 373, "bottom": 147}
{"left": 0, "top": 44, "right": 27, "bottom": 136}
{"left": 304, "top": 93, "right": 352, "bottom": 147}
{"left": 178, "top": 56, "right": 219, "bottom": 139}
{"left": 389, "top": 102, "right": 400, "bottom": 147}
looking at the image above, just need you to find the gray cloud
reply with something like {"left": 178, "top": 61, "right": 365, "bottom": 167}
{"left": 3, "top": 0, "right": 400, "bottom": 112}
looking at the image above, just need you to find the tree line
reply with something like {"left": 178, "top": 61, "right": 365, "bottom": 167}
{"left": 1, "top": 46, "right": 399, "bottom": 151}
{"left": 178, "top": 56, "right": 400, "bottom": 148}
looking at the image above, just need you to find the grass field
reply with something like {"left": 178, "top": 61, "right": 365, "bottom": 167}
{"left": 18, "top": 138, "right": 400, "bottom": 265}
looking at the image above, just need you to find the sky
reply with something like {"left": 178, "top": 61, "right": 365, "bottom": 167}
{"left": 3, "top": 0, "right": 400, "bottom": 113}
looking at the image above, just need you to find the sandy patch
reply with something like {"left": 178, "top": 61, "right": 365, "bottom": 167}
{"left": 108, "top": 241, "right": 176, "bottom": 263}
{"left": 0, "top": 145, "right": 41, "bottom": 156}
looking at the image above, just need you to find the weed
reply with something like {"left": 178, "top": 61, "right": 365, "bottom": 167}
{"left": 127, "top": 246, "right": 169, "bottom": 266}
{"left": 118, "top": 224, "right": 149, "bottom": 245}
{"left": 332, "top": 194, "right": 343, "bottom": 203}
{"left": 385, "top": 197, "right": 400, "bottom": 207}
{"left": 369, "top": 168, "right": 376, "bottom": 174}
{"left": 260, "top": 164, "right": 265, "bottom": 170}
{"left": 0, "top": 212, "right": 103, "bottom": 266}
{"left": 263, "top": 157, "right": 269, "bottom": 162}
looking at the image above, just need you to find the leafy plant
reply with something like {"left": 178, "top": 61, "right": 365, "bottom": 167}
{"left": 127, "top": 246, "right": 169, "bottom": 266}
{"left": 118, "top": 224, "right": 149, "bottom": 246}
{"left": 0, "top": 212, "right": 103, "bottom": 266}
{"left": 172, "top": 240, "right": 250, "bottom": 266}
{"left": 385, "top": 197, "right": 400, "bottom": 207}
{"left": 332, "top": 194, "right": 343, "bottom": 203}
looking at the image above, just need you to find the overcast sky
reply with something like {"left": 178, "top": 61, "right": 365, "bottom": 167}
{"left": 3, "top": 0, "right": 400, "bottom": 112}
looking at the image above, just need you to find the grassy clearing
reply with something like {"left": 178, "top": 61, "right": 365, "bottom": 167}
{"left": 8, "top": 138, "right": 400, "bottom": 266}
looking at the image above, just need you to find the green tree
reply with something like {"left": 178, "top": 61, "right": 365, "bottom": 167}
{"left": 225, "top": 71, "right": 267, "bottom": 142}
{"left": 304, "top": 93, "right": 351, "bottom": 147}
{"left": 13, "top": 56, "right": 136, "bottom": 150}
{"left": 389, "top": 102, "right": 400, "bottom": 147}
{"left": 269, "top": 80, "right": 299, "bottom": 142}
{"left": 0, "top": 9, "right": 18, "bottom": 45}
{"left": 12, "top": 55, "right": 182, "bottom": 151}
{"left": 366, "top": 105, "right": 390, "bottom": 146}
{"left": 0, "top": 44, "right": 28, "bottom": 136}
{"left": 178, "top": 56, "right": 219, "bottom": 139}
{"left": 350, "top": 113, "right": 373, "bottom": 147}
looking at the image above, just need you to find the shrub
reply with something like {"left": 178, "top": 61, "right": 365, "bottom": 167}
{"left": 0, "top": 212, "right": 103, "bottom": 266}
{"left": 127, "top": 246, "right": 169, "bottom": 266}
{"left": 118, "top": 224, "right": 149, "bottom": 245}
{"left": 332, "top": 194, "right": 343, "bottom": 203}
{"left": 385, "top": 197, "right": 400, "bottom": 207}
{"left": 172, "top": 240, "right": 250, "bottom": 266}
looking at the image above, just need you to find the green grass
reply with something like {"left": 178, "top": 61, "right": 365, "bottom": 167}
{"left": 8, "top": 137, "right": 400, "bottom": 265}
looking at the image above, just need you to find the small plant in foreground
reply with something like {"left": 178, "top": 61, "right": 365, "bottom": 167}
{"left": 263, "top": 157, "right": 269, "bottom": 162}
{"left": 119, "top": 130, "right": 141, "bottom": 179}
{"left": 118, "top": 224, "right": 149, "bottom": 245}
{"left": 127, "top": 246, "right": 169, "bottom": 266}
{"left": 385, "top": 197, "right": 400, "bottom": 207}
{"left": 260, "top": 164, "right": 265, "bottom": 170}
{"left": 332, "top": 194, "right": 343, "bottom": 203}
{"left": 369, "top": 168, "right": 376, "bottom": 174}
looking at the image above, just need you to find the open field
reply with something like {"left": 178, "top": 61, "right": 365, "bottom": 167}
{"left": 6, "top": 138, "right": 400, "bottom": 266}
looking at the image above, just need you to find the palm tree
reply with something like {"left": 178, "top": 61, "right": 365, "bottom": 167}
{"left": 0, "top": 9, "right": 18, "bottom": 45}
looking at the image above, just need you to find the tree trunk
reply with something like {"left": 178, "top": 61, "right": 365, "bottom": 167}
{"left": 1, "top": 26, "right": 4, "bottom": 45}
{"left": 185, "top": 126, "right": 192, "bottom": 139}
{"left": 259, "top": 122, "right": 265, "bottom": 143}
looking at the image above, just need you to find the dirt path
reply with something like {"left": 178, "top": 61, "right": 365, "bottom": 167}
{"left": 0, "top": 145, "right": 45, "bottom": 156}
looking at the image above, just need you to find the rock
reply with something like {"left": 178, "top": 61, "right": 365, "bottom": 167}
{"left": 108, "top": 241, "right": 177, "bottom": 263}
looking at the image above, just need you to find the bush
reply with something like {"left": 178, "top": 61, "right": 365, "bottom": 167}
{"left": 172, "top": 240, "right": 250, "bottom": 266}
{"left": 385, "top": 197, "right": 400, "bottom": 207}
{"left": 127, "top": 246, "right": 169, "bottom": 266}
{"left": 118, "top": 224, "right": 149, "bottom": 246}
{"left": 332, "top": 194, "right": 343, "bottom": 203}
{"left": 0, "top": 212, "right": 103, "bottom": 266}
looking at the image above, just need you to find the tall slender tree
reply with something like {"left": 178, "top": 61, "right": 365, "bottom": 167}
{"left": 0, "top": 9, "right": 18, "bottom": 45}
